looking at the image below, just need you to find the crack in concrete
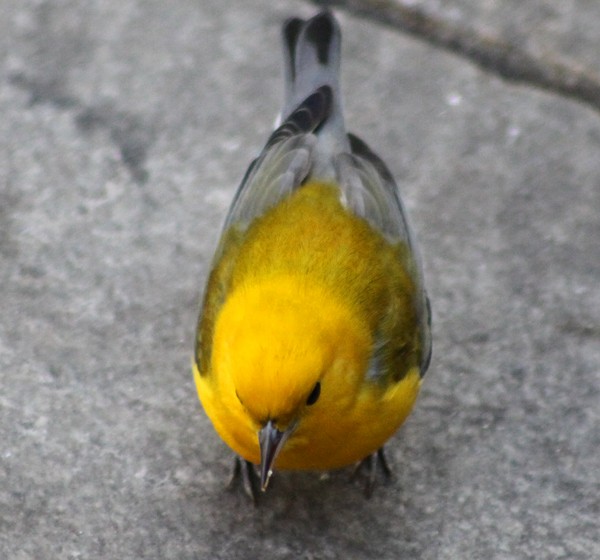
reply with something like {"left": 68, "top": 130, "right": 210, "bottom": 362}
{"left": 8, "top": 72, "right": 152, "bottom": 184}
{"left": 314, "top": 0, "right": 600, "bottom": 113}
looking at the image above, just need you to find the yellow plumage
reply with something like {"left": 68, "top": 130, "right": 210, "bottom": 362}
{"left": 193, "top": 12, "right": 431, "bottom": 493}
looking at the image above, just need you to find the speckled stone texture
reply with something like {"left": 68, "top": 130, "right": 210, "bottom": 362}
{"left": 1, "top": 1, "right": 598, "bottom": 559}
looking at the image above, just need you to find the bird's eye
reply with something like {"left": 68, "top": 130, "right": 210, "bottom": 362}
{"left": 306, "top": 382, "right": 321, "bottom": 406}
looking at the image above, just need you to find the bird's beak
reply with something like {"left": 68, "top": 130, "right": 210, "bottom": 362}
{"left": 258, "top": 420, "right": 290, "bottom": 491}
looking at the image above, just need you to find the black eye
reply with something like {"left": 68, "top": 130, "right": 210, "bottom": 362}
{"left": 306, "top": 382, "right": 321, "bottom": 406}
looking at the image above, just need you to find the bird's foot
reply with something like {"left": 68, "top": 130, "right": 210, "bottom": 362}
{"left": 227, "top": 456, "right": 260, "bottom": 506}
{"left": 350, "top": 448, "right": 392, "bottom": 498}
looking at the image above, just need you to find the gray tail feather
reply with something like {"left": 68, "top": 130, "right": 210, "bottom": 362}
{"left": 280, "top": 11, "right": 348, "bottom": 175}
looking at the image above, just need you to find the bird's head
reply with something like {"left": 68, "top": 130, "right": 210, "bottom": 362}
{"left": 212, "top": 277, "right": 370, "bottom": 490}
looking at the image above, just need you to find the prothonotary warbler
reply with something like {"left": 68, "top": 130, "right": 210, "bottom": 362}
{"left": 193, "top": 10, "right": 432, "bottom": 500}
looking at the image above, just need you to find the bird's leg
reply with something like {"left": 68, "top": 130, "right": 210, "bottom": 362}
{"left": 227, "top": 456, "right": 259, "bottom": 506}
{"left": 351, "top": 447, "right": 393, "bottom": 498}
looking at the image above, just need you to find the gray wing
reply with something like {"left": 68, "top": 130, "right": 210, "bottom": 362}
{"left": 224, "top": 12, "right": 345, "bottom": 231}
{"left": 223, "top": 86, "right": 332, "bottom": 230}
{"left": 337, "top": 133, "right": 415, "bottom": 248}
{"left": 338, "top": 133, "right": 432, "bottom": 375}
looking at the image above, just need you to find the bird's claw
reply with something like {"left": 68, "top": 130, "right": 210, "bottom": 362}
{"left": 351, "top": 448, "right": 392, "bottom": 498}
{"left": 227, "top": 456, "right": 260, "bottom": 506}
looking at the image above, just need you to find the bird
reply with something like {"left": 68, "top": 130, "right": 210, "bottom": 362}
{"left": 193, "top": 10, "right": 431, "bottom": 501}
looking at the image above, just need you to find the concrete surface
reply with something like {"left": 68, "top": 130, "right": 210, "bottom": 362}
{"left": 1, "top": 0, "right": 599, "bottom": 559}
{"left": 401, "top": 0, "right": 600, "bottom": 77}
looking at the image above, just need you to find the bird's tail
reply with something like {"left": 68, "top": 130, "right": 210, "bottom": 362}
{"left": 280, "top": 11, "right": 348, "bottom": 161}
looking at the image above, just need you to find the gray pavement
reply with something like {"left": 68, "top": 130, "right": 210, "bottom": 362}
{"left": 1, "top": 1, "right": 599, "bottom": 559}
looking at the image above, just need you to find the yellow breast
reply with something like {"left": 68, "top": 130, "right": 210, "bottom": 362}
{"left": 194, "top": 182, "right": 423, "bottom": 470}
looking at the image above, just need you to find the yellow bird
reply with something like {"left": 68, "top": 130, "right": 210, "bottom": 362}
{"left": 193, "top": 11, "right": 431, "bottom": 498}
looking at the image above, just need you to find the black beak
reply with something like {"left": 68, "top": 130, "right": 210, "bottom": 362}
{"left": 258, "top": 420, "right": 287, "bottom": 491}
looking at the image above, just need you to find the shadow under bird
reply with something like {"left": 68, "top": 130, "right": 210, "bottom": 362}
{"left": 193, "top": 10, "right": 432, "bottom": 501}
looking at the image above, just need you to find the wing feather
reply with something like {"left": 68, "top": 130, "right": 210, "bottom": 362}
{"left": 223, "top": 87, "right": 332, "bottom": 230}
